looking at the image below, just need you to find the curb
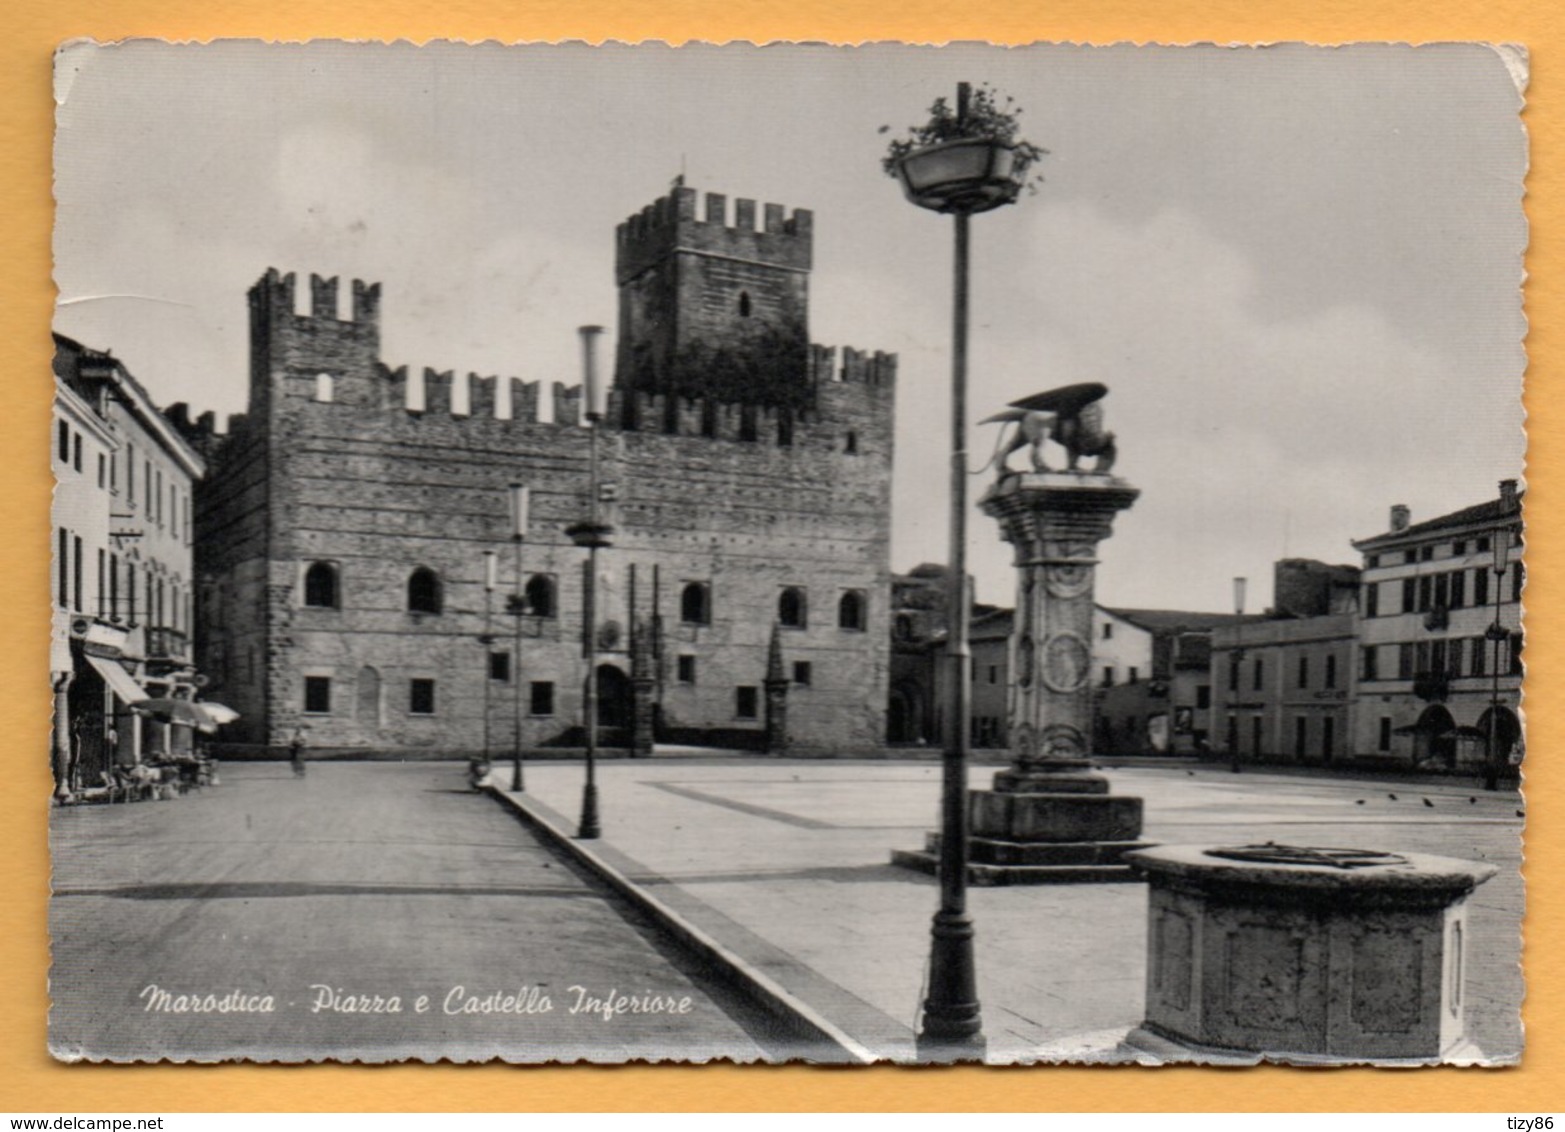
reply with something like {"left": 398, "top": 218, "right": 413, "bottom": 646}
{"left": 483, "top": 782, "right": 878, "bottom": 1065}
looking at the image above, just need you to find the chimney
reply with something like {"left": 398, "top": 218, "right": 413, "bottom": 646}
{"left": 1390, "top": 504, "right": 1411, "bottom": 532}
{"left": 1499, "top": 479, "right": 1519, "bottom": 509}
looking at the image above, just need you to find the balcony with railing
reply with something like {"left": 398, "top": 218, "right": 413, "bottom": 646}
{"left": 145, "top": 625, "right": 189, "bottom": 664}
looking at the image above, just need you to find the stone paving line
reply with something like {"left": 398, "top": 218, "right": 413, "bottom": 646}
{"left": 489, "top": 757, "right": 1525, "bottom": 1065}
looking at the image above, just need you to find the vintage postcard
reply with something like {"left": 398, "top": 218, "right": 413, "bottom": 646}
{"left": 47, "top": 40, "right": 1526, "bottom": 1065}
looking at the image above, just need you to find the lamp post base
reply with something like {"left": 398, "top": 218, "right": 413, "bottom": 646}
{"left": 916, "top": 909, "right": 985, "bottom": 1061}
{"left": 578, "top": 783, "right": 601, "bottom": 840}
{"left": 511, "top": 758, "right": 525, "bottom": 793}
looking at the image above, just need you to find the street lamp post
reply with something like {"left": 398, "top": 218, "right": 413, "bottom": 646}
{"left": 892, "top": 81, "right": 1027, "bottom": 1058}
{"left": 482, "top": 550, "right": 497, "bottom": 768}
{"left": 1230, "top": 576, "right": 1247, "bottom": 774}
{"left": 508, "top": 483, "right": 530, "bottom": 792}
{"left": 1484, "top": 528, "right": 1511, "bottom": 791}
{"left": 567, "top": 325, "right": 610, "bottom": 840}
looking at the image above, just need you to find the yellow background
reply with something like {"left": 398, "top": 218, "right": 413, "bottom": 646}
{"left": 2, "top": 0, "right": 1556, "bottom": 1114}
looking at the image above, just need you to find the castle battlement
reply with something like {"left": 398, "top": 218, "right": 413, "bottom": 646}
{"left": 215, "top": 266, "right": 889, "bottom": 453}
{"left": 249, "top": 268, "right": 381, "bottom": 326}
{"left": 615, "top": 185, "right": 813, "bottom": 285}
{"left": 808, "top": 344, "right": 898, "bottom": 388}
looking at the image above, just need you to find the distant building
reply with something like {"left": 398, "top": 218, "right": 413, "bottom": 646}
{"left": 1210, "top": 606, "right": 1357, "bottom": 767}
{"left": 886, "top": 569, "right": 1244, "bottom": 756}
{"left": 1098, "top": 609, "right": 1254, "bottom": 756}
{"left": 50, "top": 335, "right": 206, "bottom": 796}
{"left": 1350, "top": 481, "right": 1523, "bottom": 773}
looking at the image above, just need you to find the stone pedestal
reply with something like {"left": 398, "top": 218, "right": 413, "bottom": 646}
{"left": 893, "top": 472, "right": 1152, "bottom": 884}
{"left": 1123, "top": 844, "right": 1499, "bottom": 1063}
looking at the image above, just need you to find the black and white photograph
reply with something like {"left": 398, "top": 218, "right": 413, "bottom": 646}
{"left": 47, "top": 40, "right": 1526, "bottom": 1065}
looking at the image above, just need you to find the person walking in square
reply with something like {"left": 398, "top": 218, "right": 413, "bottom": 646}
{"left": 289, "top": 726, "right": 307, "bottom": 779}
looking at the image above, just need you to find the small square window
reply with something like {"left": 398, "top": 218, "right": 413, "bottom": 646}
{"left": 677, "top": 655, "right": 696, "bottom": 684}
{"left": 303, "top": 676, "right": 332, "bottom": 714}
{"left": 793, "top": 661, "right": 812, "bottom": 686}
{"left": 530, "top": 681, "right": 555, "bottom": 716}
{"left": 489, "top": 652, "right": 511, "bottom": 682}
{"left": 736, "top": 686, "right": 759, "bottom": 720}
{"left": 410, "top": 678, "right": 436, "bottom": 715}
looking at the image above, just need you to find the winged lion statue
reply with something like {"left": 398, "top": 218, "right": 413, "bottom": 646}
{"left": 980, "top": 382, "right": 1117, "bottom": 477}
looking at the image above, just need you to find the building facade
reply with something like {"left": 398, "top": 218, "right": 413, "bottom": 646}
{"left": 51, "top": 336, "right": 207, "bottom": 796}
{"left": 184, "top": 185, "right": 896, "bottom": 755}
{"left": 1209, "top": 611, "right": 1357, "bottom": 767}
{"left": 1350, "top": 482, "right": 1523, "bottom": 773}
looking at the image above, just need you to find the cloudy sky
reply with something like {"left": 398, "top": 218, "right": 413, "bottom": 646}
{"left": 52, "top": 41, "right": 1527, "bottom": 609}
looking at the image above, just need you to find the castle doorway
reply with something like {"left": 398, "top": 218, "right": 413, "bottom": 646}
{"left": 888, "top": 680, "right": 926, "bottom": 744}
{"left": 596, "top": 664, "right": 632, "bottom": 730}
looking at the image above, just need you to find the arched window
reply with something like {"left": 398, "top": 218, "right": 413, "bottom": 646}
{"left": 838, "top": 590, "right": 867, "bottom": 631}
{"left": 895, "top": 613, "right": 914, "bottom": 641}
{"left": 525, "top": 574, "right": 556, "bottom": 618}
{"left": 303, "top": 561, "right": 338, "bottom": 608}
{"left": 681, "top": 582, "right": 711, "bottom": 625}
{"left": 738, "top": 290, "right": 752, "bottom": 317}
{"left": 407, "top": 567, "right": 441, "bottom": 614}
{"left": 779, "top": 586, "right": 807, "bottom": 629}
{"left": 844, "top": 430, "right": 859, "bottom": 454}
{"left": 314, "top": 372, "right": 334, "bottom": 402}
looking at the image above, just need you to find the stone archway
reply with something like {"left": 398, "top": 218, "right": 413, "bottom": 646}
{"left": 1411, "top": 704, "right": 1457, "bottom": 768}
{"left": 1476, "top": 705, "right": 1522, "bottom": 767}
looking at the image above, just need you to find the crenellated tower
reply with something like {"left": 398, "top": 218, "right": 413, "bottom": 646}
{"left": 247, "top": 269, "right": 382, "bottom": 416}
{"left": 615, "top": 184, "right": 813, "bottom": 409}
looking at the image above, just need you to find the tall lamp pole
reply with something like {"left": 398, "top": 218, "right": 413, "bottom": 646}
{"left": 1484, "top": 528, "right": 1511, "bottom": 791}
{"left": 568, "top": 325, "right": 610, "bottom": 840}
{"left": 892, "top": 80, "right": 1027, "bottom": 1057}
{"left": 1230, "top": 576, "right": 1247, "bottom": 774}
{"left": 482, "top": 550, "right": 497, "bottom": 767}
{"left": 508, "top": 483, "right": 530, "bottom": 792}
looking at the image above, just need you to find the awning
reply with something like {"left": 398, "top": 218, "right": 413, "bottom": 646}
{"left": 196, "top": 701, "right": 240, "bottom": 725}
{"left": 133, "top": 697, "right": 217, "bottom": 732}
{"left": 85, "top": 654, "right": 148, "bottom": 705}
{"left": 1393, "top": 719, "right": 1455, "bottom": 737}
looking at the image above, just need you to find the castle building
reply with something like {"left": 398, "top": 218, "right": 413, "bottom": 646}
{"left": 183, "top": 185, "right": 896, "bottom": 755}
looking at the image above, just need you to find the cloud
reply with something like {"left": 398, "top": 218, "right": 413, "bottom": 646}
{"left": 888, "top": 199, "right": 1522, "bottom": 609}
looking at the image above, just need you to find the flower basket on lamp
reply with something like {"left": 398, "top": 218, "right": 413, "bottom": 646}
{"left": 894, "top": 137, "right": 1023, "bottom": 215}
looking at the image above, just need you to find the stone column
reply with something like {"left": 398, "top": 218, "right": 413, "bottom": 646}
{"left": 629, "top": 616, "right": 656, "bottom": 758}
{"left": 969, "top": 472, "right": 1146, "bottom": 880}
{"left": 763, "top": 623, "right": 790, "bottom": 755}
{"left": 983, "top": 472, "right": 1138, "bottom": 783}
{"left": 52, "top": 671, "right": 74, "bottom": 801}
